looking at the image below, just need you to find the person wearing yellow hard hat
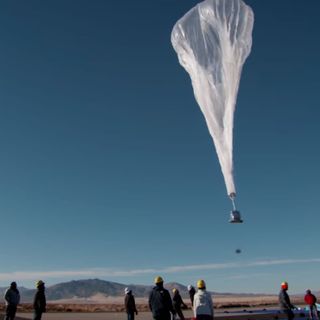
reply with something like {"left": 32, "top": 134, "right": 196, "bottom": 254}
{"left": 279, "top": 281, "right": 295, "bottom": 320}
{"left": 154, "top": 276, "right": 163, "bottom": 285}
{"left": 33, "top": 280, "right": 46, "bottom": 320}
{"left": 148, "top": 276, "right": 175, "bottom": 320}
{"left": 193, "top": 280, "right": 214, "bottom": 320}
{"left": 172, "top": 288, "right": 188, "bottom": 320}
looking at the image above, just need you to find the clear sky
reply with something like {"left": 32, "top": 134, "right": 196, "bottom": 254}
{"left": 0, "top": 0, "right": 319, "bottom": 294}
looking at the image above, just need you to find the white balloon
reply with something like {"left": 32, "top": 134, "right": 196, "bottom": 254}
{"left": 171, "top": 0, "right": 254, "bottom": 196}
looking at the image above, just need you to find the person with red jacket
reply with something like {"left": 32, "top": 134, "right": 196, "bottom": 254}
{"left": 304, "top": 289, "right": 318, "bottom": 320}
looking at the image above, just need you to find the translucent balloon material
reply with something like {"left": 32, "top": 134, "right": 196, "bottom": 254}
{"left": 171, "top": 0, "right": 254, "bottom": 196}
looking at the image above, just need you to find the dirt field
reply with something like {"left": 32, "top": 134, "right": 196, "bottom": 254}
{"left": 2, "top": 295, "right": 306, "bottom": 320}
{"left": 13, "top": 309, "right": 305, "bottom": 320}
{"left": 15, "top": 312, "right": 192, "bottom": 320}
{"left": 8, "top": 294, "right": 303, "bottom": 313}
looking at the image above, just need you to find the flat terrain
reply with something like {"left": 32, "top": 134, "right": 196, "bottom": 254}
{"left": 13, "top": 294, "right": 300, "bottom": 312}
{"left": 0, "top": 295, "right": 307, "bottom": 320}
{"left": 16, "top": 312, "right": 184, "bottom": 320}
{"left": 13, "top": 309, "right": 307, "bottom": 320}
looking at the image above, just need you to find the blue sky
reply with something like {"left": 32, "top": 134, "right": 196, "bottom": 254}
{"left": 0, "top": 0, "right": 319, "bottom": 293}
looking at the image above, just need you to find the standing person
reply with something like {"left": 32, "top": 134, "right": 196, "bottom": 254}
{"left": 172, "top": 288, "right": 187, "bottom": 320}
{"left": 4, "top": 281, "right": 20, "bottom": 320}
{"left": 193, "top": 280, "right": 214, "bottom": 320}
{"left": 149, "top": 276, "right": 175, "bottom": 320}
{"left": 279, "top": 282, "right": 295, "bottom": 320}
{"left": 304, "top": 289, "right": 318, "bottom": 320}
{"left": 33, "top": 280, "right": 46, "bottom": 320}
{"left": 124, "top": 287, "right": 138, "bottom": 320}
{"left": 188, "top": 285, "right": 196, "bottom": 306}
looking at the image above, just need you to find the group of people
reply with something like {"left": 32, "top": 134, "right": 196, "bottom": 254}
{"left": 124, "top": 277, "right": 319, "bottom": 320}
{"left": 124, "top": 276, "right": 214, "bottom": 320}
{"left": 3, "top": 277, "right": 319, "bottom": 320}
{"left": 279, "top": 281, "right": 318, "bottom": 320}
{"left": 3, "top": 280, "right": 46, "bottom": 320}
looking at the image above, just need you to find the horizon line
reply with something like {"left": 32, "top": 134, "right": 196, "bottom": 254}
{"left": 0, "top": 257, "right": 319, "bottom": 285}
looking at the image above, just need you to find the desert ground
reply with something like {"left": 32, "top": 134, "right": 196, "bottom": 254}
{"left": 13, "top": 309, "right": 307, "bottom": 320}
{"left": 0, "top": 295, "right": 307, "bottom": 320}
{"left": 12, "top": 294, "right": 304, "bottom": 312}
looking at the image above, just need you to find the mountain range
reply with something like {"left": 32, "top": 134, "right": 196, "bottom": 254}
{"left": 0, "top": 279, "right": 288, "bottom": 303}
{"left": 0, "top": 279, "right": 193, "bottom": 303}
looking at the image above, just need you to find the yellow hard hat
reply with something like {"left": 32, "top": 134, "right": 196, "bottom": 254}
{"left": 172, "top": 288, "right": 178, "bottom": 293}
{"left": 36, "top": 280, "right": 45, "bottom": 288}
{"left": 197, "top": 279, "right": 206, "bottom": 289}
{"left": 154, "top": 276, "right": 164, "bottom": 284}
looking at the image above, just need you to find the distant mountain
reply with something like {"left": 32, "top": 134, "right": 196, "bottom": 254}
{"left": 0, "top": 279, "right": 184, "bottom": 303}
{"left": 0, "top": 279, "right": 277, "bottom": 303}
{"left": 50, "top": 279, "right": 166, "bottom": 300}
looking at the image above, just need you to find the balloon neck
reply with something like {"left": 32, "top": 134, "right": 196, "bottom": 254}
{"left": 229, "top": 193, "right": 237, "bottom": 210}
{"left": 229, "top": 192, "right": 236, "bottom": 199}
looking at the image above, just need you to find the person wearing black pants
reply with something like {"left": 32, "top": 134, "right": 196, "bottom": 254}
{"left": 33, "top": 280, "right": 46, "bottom": 320}
{"left": 124, "top": 287, "right": 138, "bottom": 320}
{"left": 4, "top": 282, "right": 20, "bottom": 320}
{"left": 149, "top": 276, "right": 175, "bottom": 320}
{"left": 279, "top": 282, "right": 295, "bottom": 320}
{"left": 172, "top": 288, "right": 188, "bottom": 320}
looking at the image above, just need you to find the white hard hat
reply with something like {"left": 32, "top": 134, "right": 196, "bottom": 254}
{"left": 124, "top": 287, "right": 131, "bottom": 294}
{"left": 187, "top": 285, "right": 193, "bottom": 291}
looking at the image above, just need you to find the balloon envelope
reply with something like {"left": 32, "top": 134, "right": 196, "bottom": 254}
{"left": 171, "top": 0, "right": 254, "bottom": 196}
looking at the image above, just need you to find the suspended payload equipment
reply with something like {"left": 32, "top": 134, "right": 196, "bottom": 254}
{"left": 229, "top": 193, "right": 243, "bottom": 223}
{"left": 230, "top": 211, "right": 242, "bottom": 223}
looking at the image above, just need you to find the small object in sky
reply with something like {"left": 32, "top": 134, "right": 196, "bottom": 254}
{"left": 171, "top": 0, "right": 254, "bottom": 221}
{"left": 235, "top": 248, "right": 241, "bottom": 254}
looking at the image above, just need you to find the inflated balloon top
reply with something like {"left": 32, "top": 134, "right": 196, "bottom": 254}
{"left": 171, "top": 0, "right": 254, "bottom": 198}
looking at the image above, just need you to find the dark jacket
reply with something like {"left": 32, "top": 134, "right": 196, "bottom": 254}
{"left": 125, "top": 293, "right": 137, "bottom": 314}
{"left": 149, "top": 285, "right": 175, "bottom": 318}
{"left": 33, "top": 288, "right": 46, "bottom": 312}
{"left": 172, "top": 292, "right": 187, "bottom": 311}
{"left": 189, "top": 287, "right": 196, "bottom": 305}
{"left": 279, "top": 289, "right": 294, "bottom": 310}
{"left": 4, "top": 287, "right": 20, "bottom": 306}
